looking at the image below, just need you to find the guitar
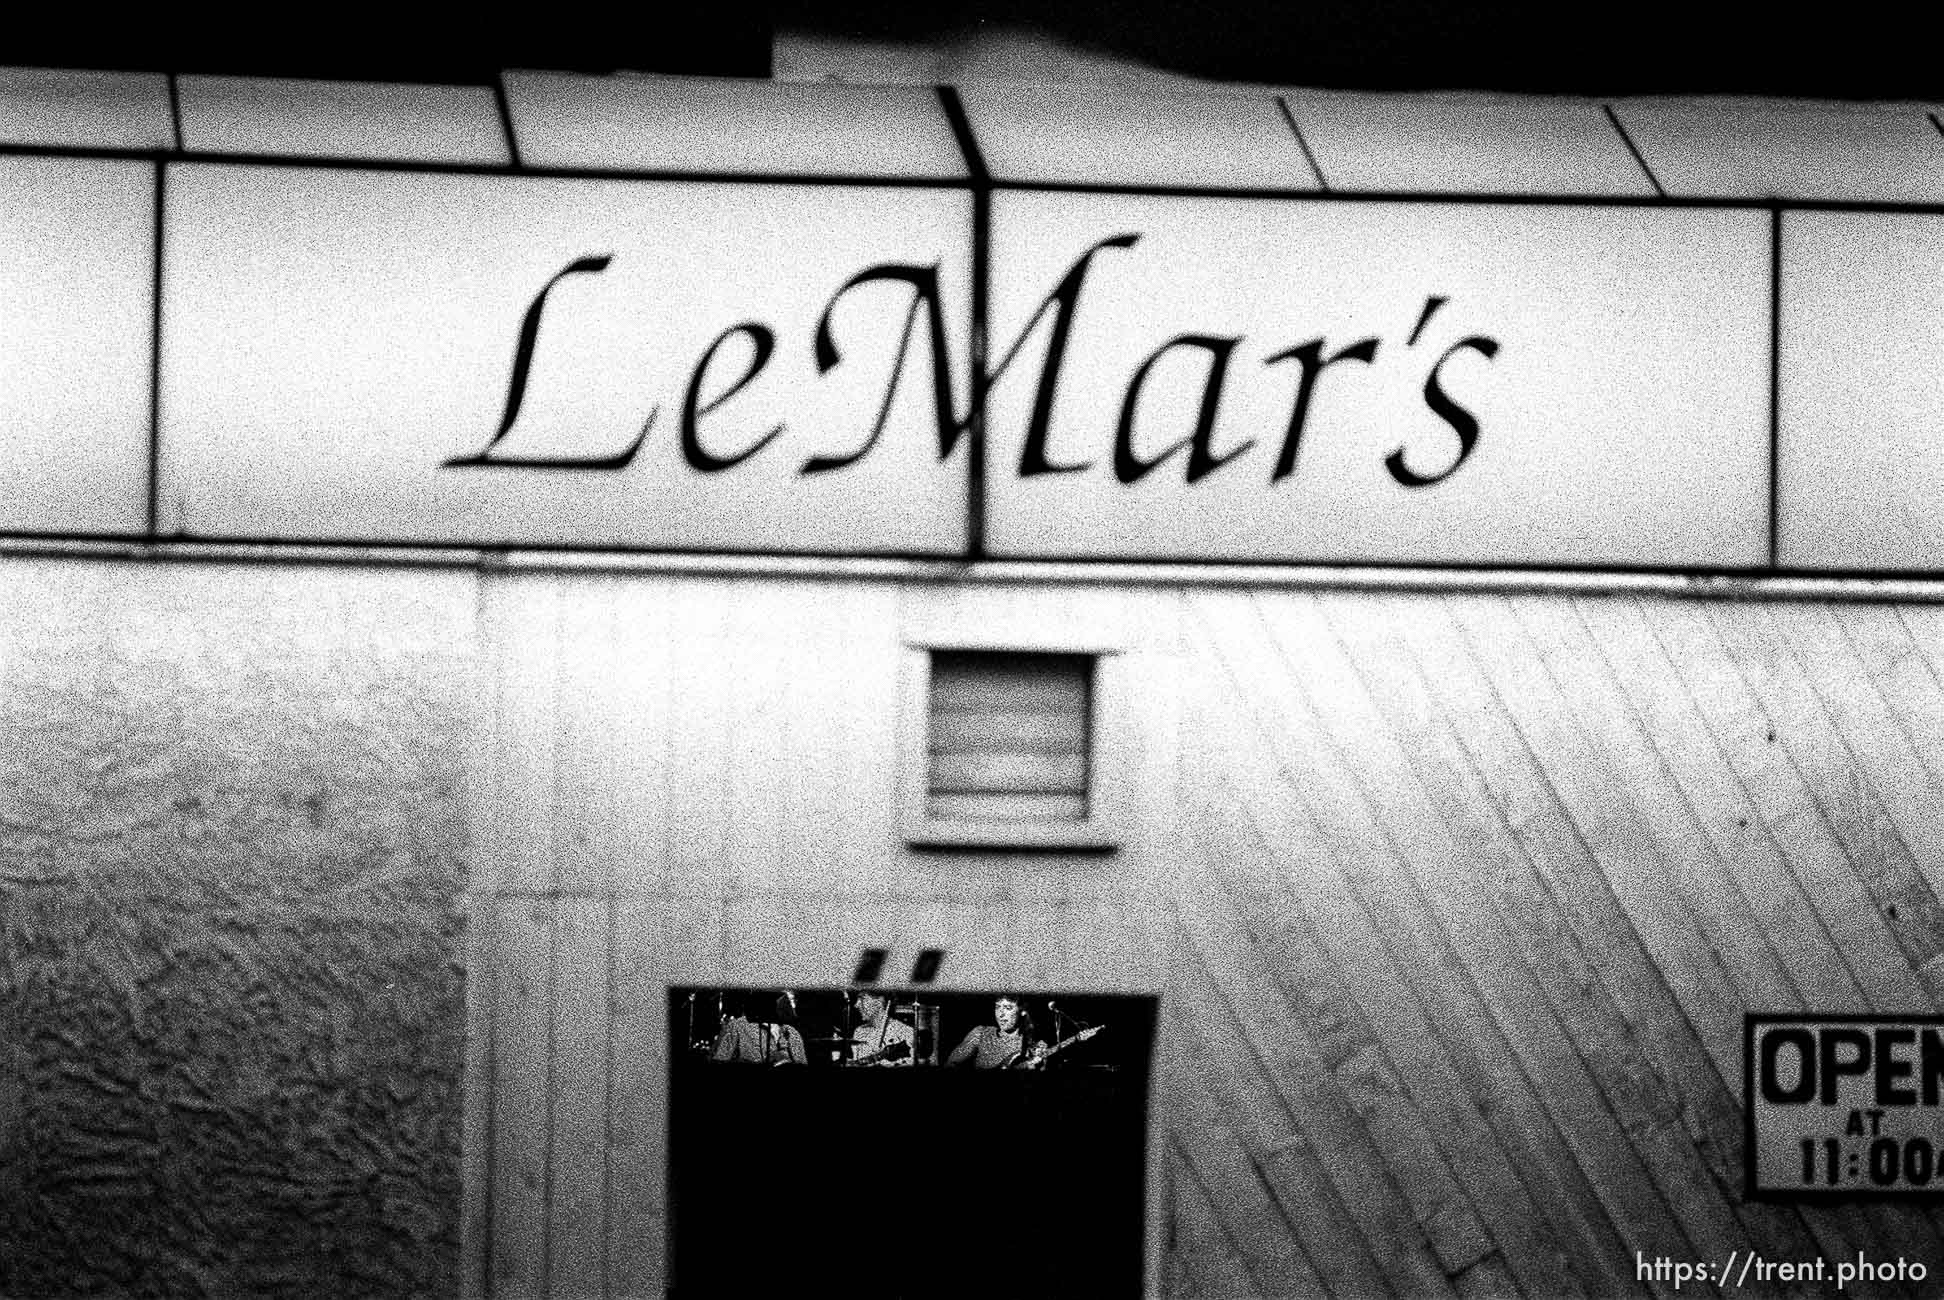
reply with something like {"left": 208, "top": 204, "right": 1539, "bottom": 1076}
{"left": 1005, "top": 1024, "right": 1104, "bottom": 1070}
{"left": 846, "top": 1039, "right": 912, "bottom": 1067}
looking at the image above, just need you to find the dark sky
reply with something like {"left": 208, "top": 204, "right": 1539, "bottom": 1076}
{"left": 13, "top": 3, "right": 1940, "bottom": 100}
{"left": 775, "top": 1, "right": 1942, "bottom": 100}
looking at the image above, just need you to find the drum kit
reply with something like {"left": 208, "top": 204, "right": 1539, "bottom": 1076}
{"left": 686, "top": 990, "right": 941, "bottom": 1065}
{"left": 687, "top": 989, "right": 1110, "bottom": 1069}
{"left": 807, "top": 1000, "right": 941, "bottom": 1066}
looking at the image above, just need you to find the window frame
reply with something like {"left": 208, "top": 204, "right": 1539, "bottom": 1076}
{"left": 897, "top": 633, "right": 1129, "bottom": 851}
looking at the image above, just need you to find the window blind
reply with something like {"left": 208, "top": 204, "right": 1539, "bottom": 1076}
{"left": 926, "top": 650, "right": 1093, "bottom": 822}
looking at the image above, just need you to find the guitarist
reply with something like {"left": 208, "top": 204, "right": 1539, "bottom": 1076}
{"left": 708, "top": 989, "right": 808, "bottom": 1066}
{"left": 945, "top": 995, "right": 1048, "bottom": 1069}
{"left": 847, "top": 989, "right": 916, "bottom": 1066}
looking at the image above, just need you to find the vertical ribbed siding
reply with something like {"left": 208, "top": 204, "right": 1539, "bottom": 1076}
{"left": 926, "top": 650, "right": 1093, "bottom": 822}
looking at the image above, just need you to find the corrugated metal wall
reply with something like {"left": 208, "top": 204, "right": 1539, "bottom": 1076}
{"left": 469, "top": 572, "right": 1944, "bottom": 1298}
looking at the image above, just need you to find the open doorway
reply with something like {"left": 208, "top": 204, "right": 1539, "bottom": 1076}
{"left": 666, "top": 987, "right": 1157, "bottom": 1296}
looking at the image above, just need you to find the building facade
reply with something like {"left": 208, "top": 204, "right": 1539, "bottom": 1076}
{"left": 5, "top": 64, "right": 1944, "bottom": 1297}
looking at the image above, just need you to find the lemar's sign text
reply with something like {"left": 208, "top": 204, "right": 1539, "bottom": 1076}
{"left": 138, "top": 168, "right": 1775, "bottom": 564}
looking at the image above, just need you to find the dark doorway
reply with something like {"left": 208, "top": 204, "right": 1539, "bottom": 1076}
{"left": 667, "top": 987, "right": 1156, "bottom": 1297}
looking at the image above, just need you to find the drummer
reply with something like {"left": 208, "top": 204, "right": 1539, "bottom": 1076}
{"left": 848, "top": 989, "right": 916, "bottom": 1066}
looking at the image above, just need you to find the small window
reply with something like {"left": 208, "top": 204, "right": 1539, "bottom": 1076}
{"left": 928, "top": 651, "right": 1093, "bottom": 822}
{"left": 902, "top": 646, "right": 1123, "bottom": 850}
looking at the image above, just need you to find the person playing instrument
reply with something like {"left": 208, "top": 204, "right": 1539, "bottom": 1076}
{"left": 710, "top": 990, "right": 807, "bottom": 1066}
{"left": 848, "top": 989, "right": 916, "bottom": 1066}
{"left": 946, "top": 994, "right": 1048, "bottom": 1069}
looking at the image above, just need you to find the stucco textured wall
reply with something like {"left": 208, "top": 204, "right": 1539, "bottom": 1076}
{"left": 0, "top": 560, "right": 476, "bottom": 1298}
